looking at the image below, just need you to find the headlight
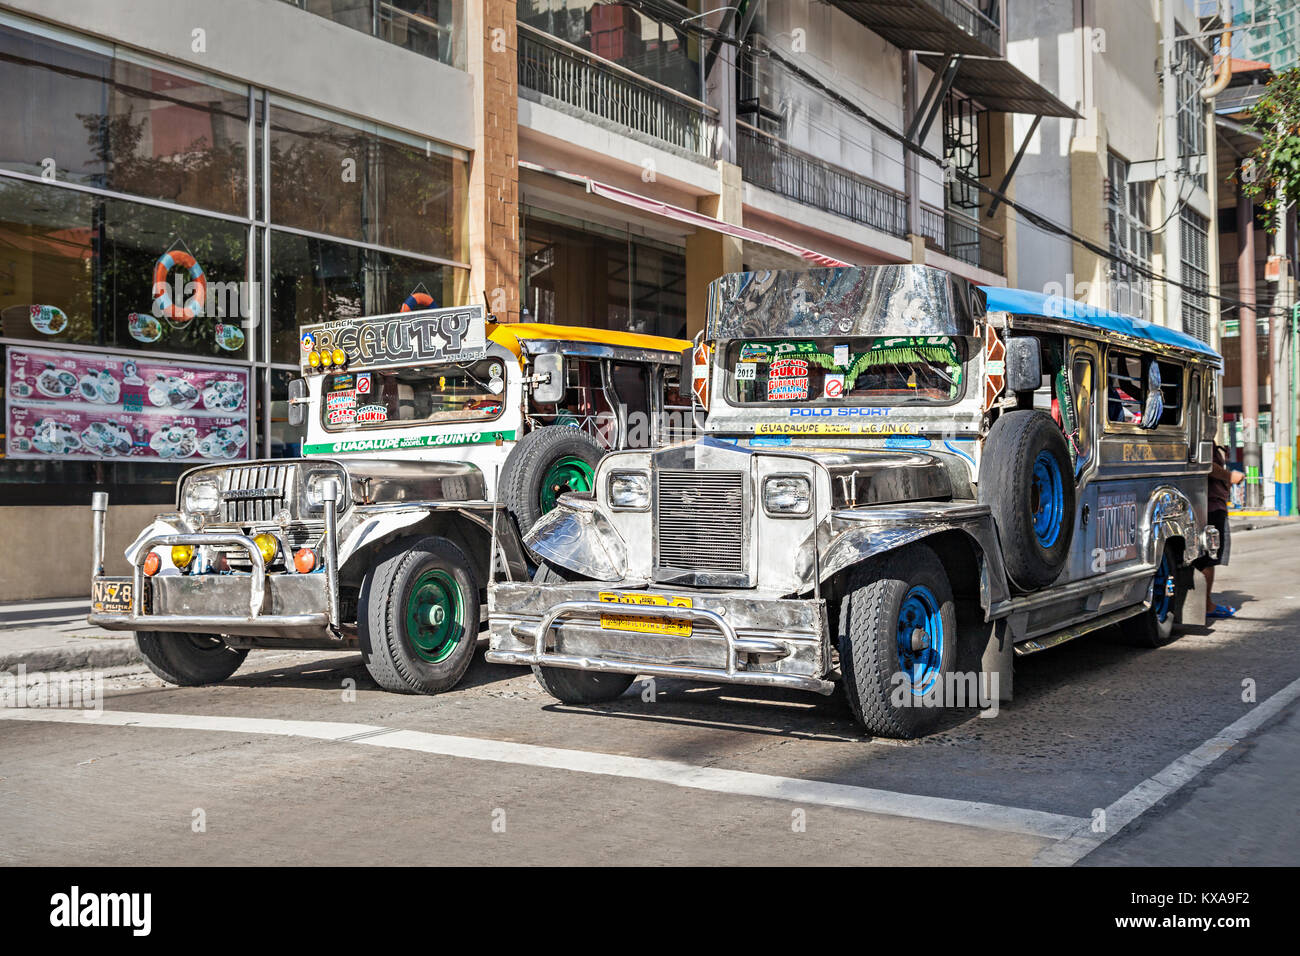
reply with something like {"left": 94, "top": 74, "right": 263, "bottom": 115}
{"left": 608, "top": 471, "right": 650, "bottom": 511}
{"left": 763, "top": 475, "right": 811, "bottom": 516}
{"left": 183, "top": 477, "right": 221, "bottom": 515}
{"left": 305, "top": 472, "right": 343, "bottom": 510}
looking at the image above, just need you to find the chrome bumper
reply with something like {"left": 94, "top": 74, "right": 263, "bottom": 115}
{"left": 486, "top": 581, "right": 836, "bottom": 695}
{"left": 87, "top": 490, "right": 341, "bottom": 640}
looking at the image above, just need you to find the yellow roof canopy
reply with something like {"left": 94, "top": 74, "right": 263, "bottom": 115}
{"left": 487, "top": 322, "right": 691, "bottom": 360}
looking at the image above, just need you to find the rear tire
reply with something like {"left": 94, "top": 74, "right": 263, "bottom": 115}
{"left": 529, "top": 561, "right": 636, "bottom": 704}
{"left": 501, "top": 426, "right": 604, "bottom": 546}
{"left": 134, "top": 631, "right": 248, "bottom": 686}
{"left": 838, "top": 544, "right": 957, "bottom": 739}
{"left": 1120, "top": 548, "right": 1183, "bottom": 647}
{"left": 359, "top": 535, "right": 480, "bottom": 694}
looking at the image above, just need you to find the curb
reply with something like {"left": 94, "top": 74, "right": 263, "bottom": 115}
{"left": 0, "top": 639, "right": 143, "bottom": 675}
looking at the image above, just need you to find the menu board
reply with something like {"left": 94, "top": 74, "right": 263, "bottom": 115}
{"left": 4, "top": 346, "right": 250, "bottom": 463}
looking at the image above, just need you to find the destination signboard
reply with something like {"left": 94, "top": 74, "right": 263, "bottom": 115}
{"left": 300, "top": 305, "right": 488, "bottom": 372}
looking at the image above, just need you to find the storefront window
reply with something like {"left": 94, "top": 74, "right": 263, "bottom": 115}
{"left": 0, "top": 178, "right": 251, "bottom": 360}
{"left": 268, "top": 230, "right": 459, "bottom": 363}
{"left": 522, "top": 215, "right": 685, "bottom": 338}
{"left": 268, "top": 104, "right": 468, "bottom": 262}
{"left": 280, "top": 0, "right": 467, "bottom": 70}
{"left": 0, "top": 25, "right": 250, "bottom": 217}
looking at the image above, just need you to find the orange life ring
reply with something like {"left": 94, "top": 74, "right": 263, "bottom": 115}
{"left": 152, "top": 250, "right": 207, "bottom": 324}
{"left": 400, "top": 292, "right": 437, "bottom": 312}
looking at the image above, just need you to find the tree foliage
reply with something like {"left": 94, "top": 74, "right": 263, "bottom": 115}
{"left": 1242, "top": 67, "right": 1300, "bottom": 232}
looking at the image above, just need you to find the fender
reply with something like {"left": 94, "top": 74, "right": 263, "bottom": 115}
{"left": 819, "top": 510, "right": 1011, "bottom": 609}
{"left": 124, "top": 514, "right": 188, "bottom": 564}
{"left": 524, "top": 494, "right": 628, "bottom": 581}
{"left": 1144, "top": 485, "right": 1200, "bottom": 566}
{"left": 338, "top": 508, "right": 430, "bottom": 571}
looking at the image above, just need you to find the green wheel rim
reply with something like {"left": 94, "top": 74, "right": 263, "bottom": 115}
{"left": 539, "top": 455, "right": 594, "bottom": 513}
{"left": 404, "top": 568, "right": 463, "bottom": 663}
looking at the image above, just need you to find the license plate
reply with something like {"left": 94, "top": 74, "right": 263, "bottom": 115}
{"left": 91, "top": 577, "right": 135, "bottom": 614}
{"left": 598, "top": 591, "right": 693, "bottom": 636}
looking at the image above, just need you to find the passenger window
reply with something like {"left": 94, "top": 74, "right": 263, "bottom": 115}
{"left": 1105, "top": 350, "right": 1182, "bottom": 427}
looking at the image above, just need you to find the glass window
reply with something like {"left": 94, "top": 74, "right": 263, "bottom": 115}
{"left": 320, "top": 359, "right": 505, "bottom": 430}
{"left": 727, "top": 337, "right": 965, "bottom": 406}
{"left": 268, "top": 230, "right": 461, "bottom": 363}
{"left": 268, "top": 104, "right": 467, "bottom": 261}
{"left": 1106, "top": 350, "right": 1182, "bottom": 427}
{"left": 281, "top": 0, "right": 466, "bottom": 69}
{"left": 0, "top": 25, "right": 250, "bottom": 216}
{"left": 0, "top": 178, "right": 250, "bottom": 359}
{"left": 269, "top": 367, "right": 305, "bottom": 457}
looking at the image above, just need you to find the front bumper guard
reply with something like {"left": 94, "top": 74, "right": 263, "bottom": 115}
{"left": 486, "top": 598, "right": 836, "bottom": 696}
{"left": 87, "top": 487, "right": 341, "bottom": 638}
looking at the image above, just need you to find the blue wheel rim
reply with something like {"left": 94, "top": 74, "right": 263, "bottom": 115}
{"left": 1153, "top": 552, "right": 1174, "bottom": 623}
{"left": 896, "top": 584, "right": 944, "bottom": 696}
{"left": 1031, "top": 450, "right": 1065, "bottom": 548}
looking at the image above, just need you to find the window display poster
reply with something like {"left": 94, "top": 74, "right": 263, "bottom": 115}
{"left": 4, "top": 346, "right": 250, "bottom": 462}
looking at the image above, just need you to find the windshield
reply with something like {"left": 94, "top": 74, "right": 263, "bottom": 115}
{"left": 726, "top": 336, "right": 965, "bottom": 406}
{"left": 321, "top": 359, "right": 506, "bottom": 431}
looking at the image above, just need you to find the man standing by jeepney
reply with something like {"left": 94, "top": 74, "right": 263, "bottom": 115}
{"left": 1197, "top": 444, "right": 1244, "bottom": 619}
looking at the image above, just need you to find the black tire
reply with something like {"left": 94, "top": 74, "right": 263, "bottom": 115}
{"left": 838, "top": 544, "right": 957, "bottom": 739}
{"left": 134, "top": 631, "right": 248, "bottom": 686}
{"left": 1120, "top": 547, "right": 1184, "bottom": 647}
{"left": 978, "top": 410, "right": 1076, "bottom": 591}
{"left": 501, "top": 426, "right": 605, "bottom": 542}
{"left": 529, "top": 561, "right": 636, "bottom": 704}
{"left": 358, "top": 535, "right": 481, "bottom": 694}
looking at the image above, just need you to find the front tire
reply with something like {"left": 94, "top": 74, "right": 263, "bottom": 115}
{"left": 359, "top": 535, "right": 481, "bottom": 694}
{"left": 529, "top": 561, "right": 636, "bottom": 704}
{"left": 838, "top": 545, "right": 957, "bottom": 738}
{"left": 1120, "top": 548, "right": 1183, "bottom": 647}
{"left": 134, "top": 631, "right": 248, "bottom": 686}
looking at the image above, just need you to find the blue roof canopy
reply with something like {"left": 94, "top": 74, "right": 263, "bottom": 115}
{"left": 979, "top": 286, "right": 1220, "bottom": 360}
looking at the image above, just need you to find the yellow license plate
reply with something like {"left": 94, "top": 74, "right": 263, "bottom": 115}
{"left": 598, "top": 591, "right": 693, "bottom": 636}
{"left": 92, "top": 577, "right": 134, "bottom": 614}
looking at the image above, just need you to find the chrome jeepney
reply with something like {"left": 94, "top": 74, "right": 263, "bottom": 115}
{"left": 88, "top": 304, "right": 690, "bottom": 694}
{"left": 487, "top": 266, "right": 1223, "bottom": 737}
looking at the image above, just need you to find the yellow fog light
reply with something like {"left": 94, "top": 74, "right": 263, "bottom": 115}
{"left": 319, "top": 350, "right": 333, "bottom": 367}
{"left": 331, "top": 348, "right": 346, "bottom": 366}
{"left": 252, "top": 533, "right": 279, "bottom": 565}
{"left": 170, "top": 545, "right": 195, "bottom": 569}
{"left": 308, "top": 350, "right": 321, "bottom": 368}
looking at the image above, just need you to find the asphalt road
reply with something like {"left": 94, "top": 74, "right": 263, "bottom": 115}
{"left": 2, "top": 525, "right": 1298, "bottom": 866}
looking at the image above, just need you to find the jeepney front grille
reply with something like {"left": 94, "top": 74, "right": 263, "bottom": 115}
{"left": 219, "top": 464, "right": 294, "bottom": 523}
{"left": 655, "top": 470, "right": 745, "bottom": 573}
{"left": 221, "top": 521, "right": 324, "bottom": 570}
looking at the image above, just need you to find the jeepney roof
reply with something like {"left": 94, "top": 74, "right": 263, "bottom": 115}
{"left": 487, "top": 322, "right": 690, "bottom": 362}
{"left": 981, "top": 286, "right": 1222, "bottom": 363}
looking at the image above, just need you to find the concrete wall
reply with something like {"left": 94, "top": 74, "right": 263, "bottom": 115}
{"left": 0, "top": 504, "right": 159, "bottom": 601}
{"left": 0, "top": 0, "right": 475, "bottom": 149}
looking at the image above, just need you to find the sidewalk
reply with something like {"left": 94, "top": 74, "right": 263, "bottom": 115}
{"left": 0, "top": 599, "right": 141, "bottom": 674}
{"left": 1229, "top": 512, "right": 1300, "bottom": 532}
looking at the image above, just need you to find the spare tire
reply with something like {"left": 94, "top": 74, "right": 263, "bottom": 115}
{"left": 978, "top": 410, "right": 1075, "bottom": 592}
{"left": 501, "top": 425, "right": 605, "bottom": 540}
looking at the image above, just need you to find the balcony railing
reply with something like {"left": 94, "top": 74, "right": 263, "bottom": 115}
{"left": 737, "top": 124, "right": 909, "bottom": 239}
{"left": 925, "top": 0, "right": 1002, "bottom": 52}
{"left": 280, "top": 0, "right": 465, "bottom": 68}
{"left": 919, "top": 203, "right": 1004, "bottom": 275}
{"left": 517, "top": 22, "right": 718, "bottom": 158}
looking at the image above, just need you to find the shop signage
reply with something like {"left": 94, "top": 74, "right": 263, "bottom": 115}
{"left": 301, "top": 305, "right": 487, "bottom": 372}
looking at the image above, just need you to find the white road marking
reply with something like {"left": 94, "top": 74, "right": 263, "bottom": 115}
{"left": 0, "top": 706, "right": 1084, "bottom": 840}
{"left": 1035, "top": 674, "right": 1300, "bottom": 866}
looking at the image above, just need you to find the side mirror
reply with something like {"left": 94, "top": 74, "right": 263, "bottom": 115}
{"left": 1004, "top": 336, "right": 1041, "bottom": 394}
{"left": 287, "top": 377, "right": 308, "bottom": 427}
{"left": 530, "top": 352, "right": 566, "bottom": 405}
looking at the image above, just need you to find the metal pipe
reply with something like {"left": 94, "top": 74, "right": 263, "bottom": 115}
{"left": 320, "top": 478, "right": 342, "bottom": 636}
{"left": 1199, "top": 4, "right": 1233, "bottom": 100}
{"left": 1239, "top": 183, "right": 1263, "bottom": 507}
{"left": 90, "top": 492, "right": 108, "bottom": 579}
{"left": 133, "top": 533, "right": 267, "bottom": 620}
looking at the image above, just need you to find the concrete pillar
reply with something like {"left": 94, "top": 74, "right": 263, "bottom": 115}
{"left": 685, "top": 161, "right": 743, "bottom": 338}
{"left": 465, "top": 0, "right": 520, "bottom": 323}
{"left": 981, "top": 111, "right": 1017, "bottom": 284}
{"left": 1238, "top": 184, "right": 1262, "bottom": 507}
{"left": 1069, "top": 106, "right": 1109, "bottom": 307}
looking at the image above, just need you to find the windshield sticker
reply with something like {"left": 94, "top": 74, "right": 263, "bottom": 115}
{"left": 823, "top": 374, "right": 845, "bottom": 399}
{"left": 767, "top": 358, "right": 809, "bottom": 400}
{"left": 833, "top": 343, "right": 850, "bottom": 367}
{"left": 356, "top": 373, "right": 371, "bottom": 395}
{"left": 739, "top": 343, "right": 772, "bottom": 363}
{"left": 773, "top": 341, "right": 819, "bottom": 356}
{"left": 734, "top": 362, "right": 757, "bottom": 381}
{"left": 304, "top": 428, "right": 517, "bottom": 455}
{"left": 755, "top": 421, "right": 919, "bottom": 436}
{"left": 355, "top": 404, "right": 388, "bottom": 425}
{"left": 325, "top": 389, "right": 357, "bottom": 426}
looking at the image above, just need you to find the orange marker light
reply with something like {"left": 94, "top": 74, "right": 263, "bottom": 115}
{"left": 293, "top": 548, "right": 317, "bottom": 574}
{"left": 142, "top": 551, "right": 161, "bottom": 576}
